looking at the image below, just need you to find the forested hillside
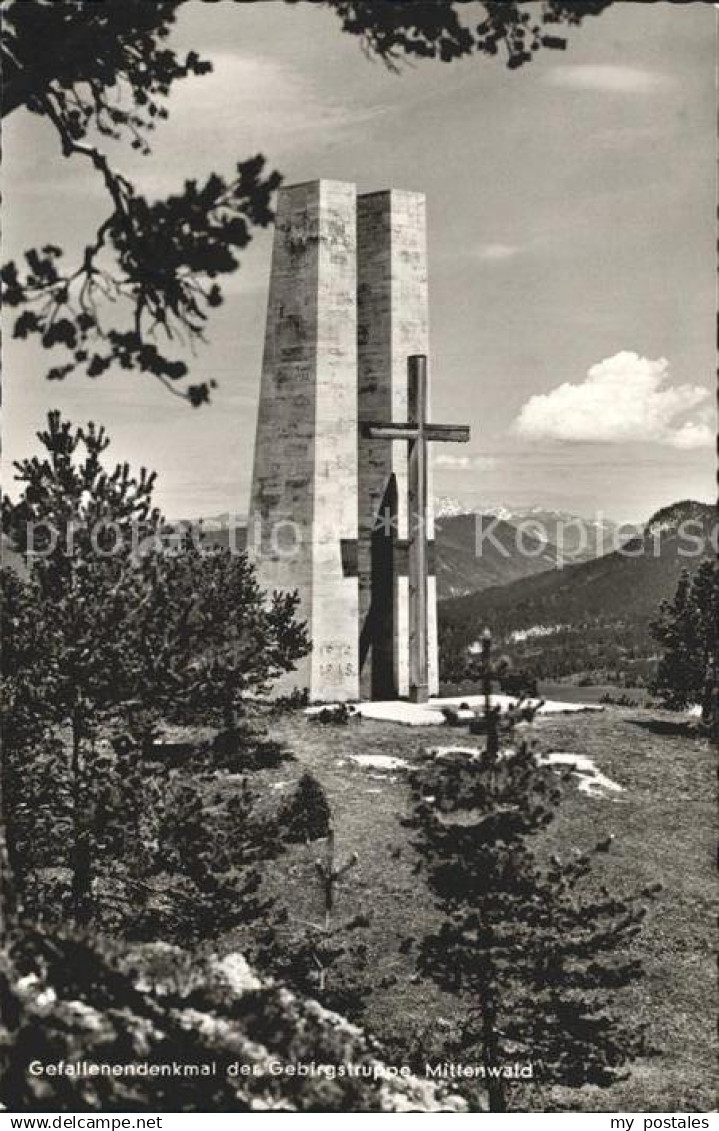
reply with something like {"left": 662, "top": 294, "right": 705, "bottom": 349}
{"left": 439, "top": 501, "right": 716, "bottom": 684}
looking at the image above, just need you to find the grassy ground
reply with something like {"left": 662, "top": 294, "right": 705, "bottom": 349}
{"left": 219, "top": 702, "right": 715, "bottom": 1113}
{"left": 441, "top": 679, "right": 652, "bottom": 706}
{"left": 538, "top": 681, "right": 651, "bottom": 706}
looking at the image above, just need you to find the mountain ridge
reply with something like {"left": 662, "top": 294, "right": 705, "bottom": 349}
{"left": 438, "top": 500, "right": 716, "bottom": 682}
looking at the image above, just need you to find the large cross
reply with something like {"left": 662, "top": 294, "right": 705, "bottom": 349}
{"left": 363, "top": 355, "right": 470, "bottom": 703}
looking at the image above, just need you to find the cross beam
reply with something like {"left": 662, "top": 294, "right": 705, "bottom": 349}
{"left": 363, "top": 355, "right": 470, "bottom": 703}
{"left": 364, "top": 424, "right": 470, "bottom": 444}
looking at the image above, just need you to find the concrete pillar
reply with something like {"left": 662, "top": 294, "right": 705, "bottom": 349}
{"left": 248, "top": 180, "right": 359, "bottom": 701}
{"left": 357, "top": 190, "right": 439, "bottom": 699}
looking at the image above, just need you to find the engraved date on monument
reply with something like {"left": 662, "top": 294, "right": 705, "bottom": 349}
{"left": 318, "top": 642, "right": 355, "bottom": 679}
{"left": 319, "top": 662, "right": 356, "bottom": 678}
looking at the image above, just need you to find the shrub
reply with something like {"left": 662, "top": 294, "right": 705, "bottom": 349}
{"left": 498, "top": 669, "right": 538, "bottom": 698}
{"left": 599, "top": 693, "right": 639, "bottom": 708}
{"left": 310, "top": 703, "right": 360, "bottom": 726}
{"left": 277, "top": 773, "right": 332, "bottom": 844}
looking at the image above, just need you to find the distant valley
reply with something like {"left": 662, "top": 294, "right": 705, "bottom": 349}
{"left": 182, "top": 507, "right": 629, "bottom": 600}
{"left": 5, "top": 497, "right": 713, "bottom": 688}
{"left": 438, "top": 500, "right": 716, "bottom": 686}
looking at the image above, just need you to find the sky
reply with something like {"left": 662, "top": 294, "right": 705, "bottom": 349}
{"left": 3, "top": 1, "right": 716, "bottom": 523}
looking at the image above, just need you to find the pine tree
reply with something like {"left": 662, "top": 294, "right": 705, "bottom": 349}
{"left": 651, "top": 560, "right": 718, "bottom": 722}
{"left": 0, "top": 568, "right": 54, "bottom": 908}
{"left": 406, "top": 639, "right": 658, "bottom": 1112}
{"left": 278, "top": 772, "right": 332, "bottom": 844}
{"left": 139, "top": 530, "right": 310, "bottom": 744}
{"left": 260, "top": 825, "right": 374, "bottom": 1020}
{"left": 2, "top": 413, "right": 165, "bottom": 923}
{"left": 1, "top": 411, "right": 309, "bottom": 926}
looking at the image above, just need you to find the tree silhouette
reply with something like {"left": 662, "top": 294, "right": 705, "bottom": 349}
{"left": 316, "top": 0, "right": 612, "bottom": 68}
{"left": 2, "top": 0, "right": 612, "bottom": 403}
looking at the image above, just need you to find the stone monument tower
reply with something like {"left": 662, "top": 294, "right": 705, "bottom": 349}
{"left": 248, "top": 179, "right": 468, "bottom": 703}
{"left": 247, "top": 180, "right": 360, "bottom": 701}
{"left": 356, "top": 189, "right": 437, "bottom": 701}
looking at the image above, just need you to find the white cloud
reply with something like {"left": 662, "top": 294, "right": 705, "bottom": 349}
{"left": 545, "top": 65, "right": 672, "bottom": 95}
{"left": 513, "top": 351, "right": 713, "bottom": 450}
{"left": 434, "top": 453, "right": 498, "bottom": 471}
{"left": 666, "top": 418, "right": 715, "bottom": 451}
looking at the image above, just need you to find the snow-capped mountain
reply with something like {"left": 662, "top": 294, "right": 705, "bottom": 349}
{"left": 434, "top": 496, "right": 472, "bottom": 518}
{"left": 433, "top": 502, "right": 632, "bottom": 561}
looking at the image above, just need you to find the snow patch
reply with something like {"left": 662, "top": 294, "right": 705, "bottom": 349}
{"left": 538, "top": 752, "right": 623, "bottom": 796}
{"left": 426, "top": 745, "right": 622, "bottom": 798}
{"left": 317, "top": 695, "right": 602, "bottom": 728}
{"left": 349, "top": 753, "right": 409, "bottom": 771}
{"left": 508, "top": 624, "right": 568, "bottom": 643}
